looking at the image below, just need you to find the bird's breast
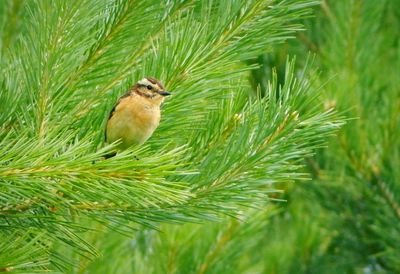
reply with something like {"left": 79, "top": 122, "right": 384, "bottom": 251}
{"left": 133, "top": 104, "right": 160, "bottom": 130}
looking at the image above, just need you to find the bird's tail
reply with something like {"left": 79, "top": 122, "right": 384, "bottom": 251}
{"left": 103, "top": 151, "right": 117, "bottom": 159}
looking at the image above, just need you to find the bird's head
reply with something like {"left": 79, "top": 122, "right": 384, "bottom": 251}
{"left": 133, "top": 77, "right": 171, "bottom": 104}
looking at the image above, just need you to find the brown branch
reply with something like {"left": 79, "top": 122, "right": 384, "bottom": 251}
{"left": 374, "top": 174, "right": 400, "bottom": 221}
{"left": 196, "top": 220, "right": 237, "bottom": 274}
{"left": 297, "top": 32, "right": 320, "bottom": 54}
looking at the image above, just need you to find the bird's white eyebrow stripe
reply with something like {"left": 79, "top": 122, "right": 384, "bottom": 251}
{"left": 138, "top": 78, "right": 153, "bottom": 86}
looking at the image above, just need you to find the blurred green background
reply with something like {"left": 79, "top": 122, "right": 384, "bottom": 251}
{"left": 0, "top": 0, "right": 399, "bottom": 273}
{"left": 81, "top": 1, "right": 400, "bottom": 273}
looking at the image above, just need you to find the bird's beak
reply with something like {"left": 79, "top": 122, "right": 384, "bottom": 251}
{"left": 158, "top": 91, "right": 171, "bottom": 96}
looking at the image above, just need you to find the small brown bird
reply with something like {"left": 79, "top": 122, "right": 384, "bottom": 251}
{"left": 105, "top": 77, "right": 170, "bottom": 154}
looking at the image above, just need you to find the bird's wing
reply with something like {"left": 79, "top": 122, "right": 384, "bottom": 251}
{"left": 105, "top": 91, "right": 132, "bottom": 142}
{"left": 107, "top": 91, "right": 132, "bottom": 120}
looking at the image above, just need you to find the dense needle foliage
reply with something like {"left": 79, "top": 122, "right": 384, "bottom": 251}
{"left": 0, "top": 0, "right": 398, "bottom": 273}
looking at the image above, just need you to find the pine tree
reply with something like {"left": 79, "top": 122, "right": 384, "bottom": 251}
{"left": 161, "top": 0, "right": 399, "bottom": 273}
{"left": 8, "top": 0, "right": 399, "bottom": 273}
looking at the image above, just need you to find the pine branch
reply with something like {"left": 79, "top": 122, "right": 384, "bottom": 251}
{"left": 0, "top": 0, "right": 344, "bottom": 271}
{"left": 0, "top": 230, "right": 52, "bottom": 273}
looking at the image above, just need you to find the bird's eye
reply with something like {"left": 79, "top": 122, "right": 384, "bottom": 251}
{"left": 146, "top": 85, "right": 153, "bottom": 90}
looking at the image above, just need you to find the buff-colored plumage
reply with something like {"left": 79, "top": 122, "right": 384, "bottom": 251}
{"left": 106, "top": 77, "right": 170, "bottom": 151}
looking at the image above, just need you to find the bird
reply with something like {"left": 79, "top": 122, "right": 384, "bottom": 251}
{"left": 105, "top": 77, "right": 171, "bottom": 157}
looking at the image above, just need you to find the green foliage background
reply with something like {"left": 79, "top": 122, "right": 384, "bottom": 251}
{"left": 0, "top": 0, "right": 398, "bottom": 273}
